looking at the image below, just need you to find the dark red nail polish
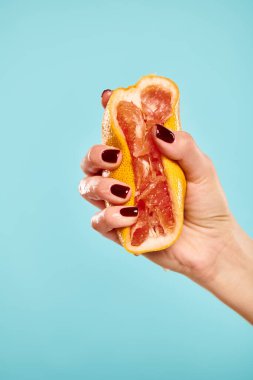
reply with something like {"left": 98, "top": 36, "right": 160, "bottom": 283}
{"left": 111, "top": 184, "right": 130, "bottom": 198}
{"left": 101, "top": 149, "right": 120, "bottom": 163}
{"left": 120, "top": 207, "right": 138, "bottom": 217}
{"left": 101, "top": 89, "right": 112, "bottom": 97}
{"left": 156, "top": 124, "right": 175, "bottom": 143}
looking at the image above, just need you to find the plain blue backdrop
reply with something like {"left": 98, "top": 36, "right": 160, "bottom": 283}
{"left": 0, "top": 1, "right": 253, "bottom": 379}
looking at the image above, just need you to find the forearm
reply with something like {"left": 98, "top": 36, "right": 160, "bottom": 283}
{"left": 202, "top": 220, "right": 253, "bottom": 324}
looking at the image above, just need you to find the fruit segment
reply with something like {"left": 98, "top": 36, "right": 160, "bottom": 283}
{"left": 141, "top": 85, "right": 172, "bottom": 124}
{"left": 117, "top": 85, "right": 174, "bottom": 246}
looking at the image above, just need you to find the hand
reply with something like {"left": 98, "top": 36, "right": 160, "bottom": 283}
{"left": 79, "top": 90, "right": 253, "bottom": 324}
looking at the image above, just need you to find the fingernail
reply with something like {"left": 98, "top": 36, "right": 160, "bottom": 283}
{"left": 101, "top": 149, "right": 120, "bottom": 163}
{"left": 120, "top": 207, "right": 138, "bottom": 217}
{"left": 156, "top": 124, "right": 175, "bottom": 143}
{"left": 111, "top": 184, "right": 130, "bottom": 198}
{"left": 101, "top": 89, "right": 112, "bottom": 97}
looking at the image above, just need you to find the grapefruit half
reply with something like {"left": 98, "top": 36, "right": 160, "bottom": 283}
{"left": 102, "top": 74, "right": 186, "bottom": 255}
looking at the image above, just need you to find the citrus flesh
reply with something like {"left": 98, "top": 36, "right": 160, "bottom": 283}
{"left": 116, "top": 85, "right": 174, "bottom": 246}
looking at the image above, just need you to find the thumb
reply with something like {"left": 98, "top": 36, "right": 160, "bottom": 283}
{"left": 153, "top": 124, "right": 214, "bottom": 183}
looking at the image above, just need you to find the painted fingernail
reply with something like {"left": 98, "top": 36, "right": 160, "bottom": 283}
{"left": 101, "top": 149, "right": 120, "bottom": 163}
{"left": 101, "top": 89, "right": 111, "bottom": 97}
{"left": 101, "top": 89, "right": 112, "bottom": 108}
{"left": 120, "top": 207, "right": 138, "bottom": 217}
{"left": 111, "top": 184, "right": 130, "bottom": 198}
{"left": 156, "top": 124, "right": 175, "bottom": 143}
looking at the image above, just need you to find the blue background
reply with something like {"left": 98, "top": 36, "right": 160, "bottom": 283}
{"left": 0, "top": 1, "right": 253, "bottom": 379}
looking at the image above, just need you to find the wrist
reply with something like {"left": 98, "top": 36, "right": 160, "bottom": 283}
{"left": 196, "top": 218, "right": 253, "bottom": 324}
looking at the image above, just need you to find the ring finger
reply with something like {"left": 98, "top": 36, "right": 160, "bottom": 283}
{"left": 79, "top": 176, "right": 132, "bottom": 209}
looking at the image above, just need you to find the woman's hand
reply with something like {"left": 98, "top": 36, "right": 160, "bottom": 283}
{"left": 79, "top": 90, "right": 253, "bottom": 324}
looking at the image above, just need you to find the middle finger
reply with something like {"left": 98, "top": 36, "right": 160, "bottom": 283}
{"left": 80, "top": 144, "right": 122, "bottom": 175}
{"left": 79, "top": 176, "right": 132, "bottom": 207}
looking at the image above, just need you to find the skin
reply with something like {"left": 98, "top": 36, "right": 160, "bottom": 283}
{"left": 79, "top": 90, "right": 253, "bottom": 324}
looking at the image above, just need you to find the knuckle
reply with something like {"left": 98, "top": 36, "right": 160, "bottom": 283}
{"left": 91, "top": 213, "right": 101, "bottom": 231}
{"left": 181, "top": 132, "right": 195, "bottom": 147}
{"left": 91, "top": 176, "right": 107, "bottom": 200}
{"left": 81, "top": 145, "right": 100, "bottom": 174}
{"left": 81, "top": 176, "right": 102, "bottom": 200}
{"left": 91, "top": 209, "right": 111, "bottom": 233}
{"left": 91, "top": 218, "right": 98, "bottom": 231}
{"left": 78, "top": 178, "right": 89, "bottom": 198}
{"left": 87, "top": 145, "right": 101, "bottom": 165}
